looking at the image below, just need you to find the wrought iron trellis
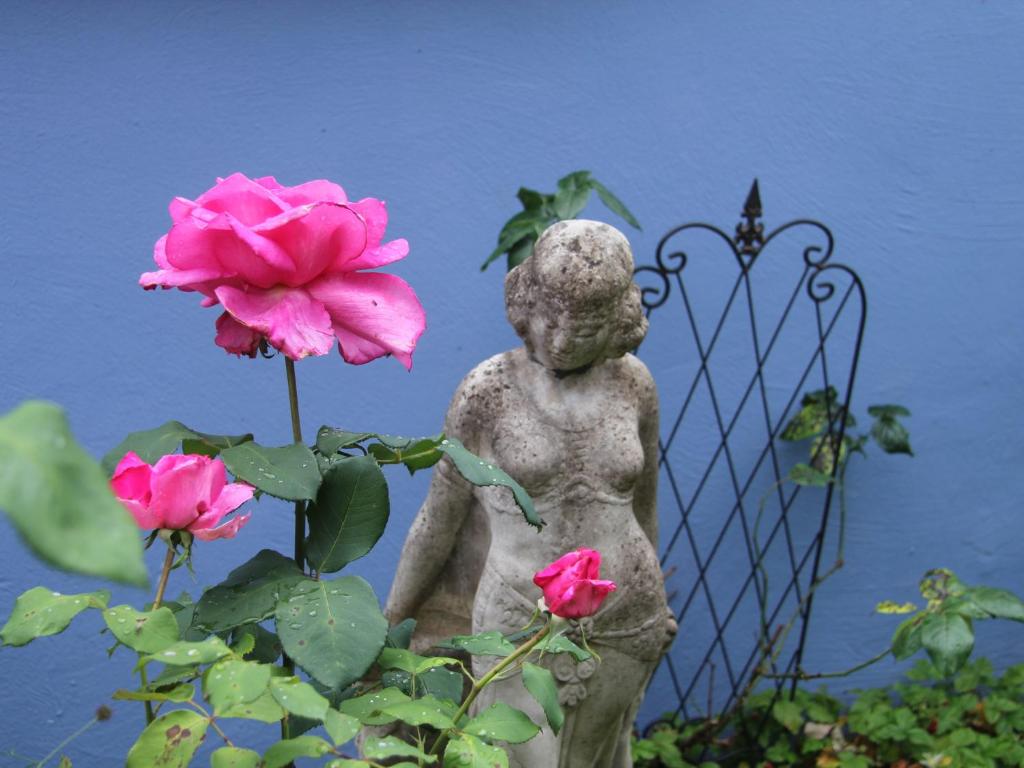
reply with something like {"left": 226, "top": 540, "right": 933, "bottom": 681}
{"left": 633, "top": 181, "right": 867, "bottom": 747}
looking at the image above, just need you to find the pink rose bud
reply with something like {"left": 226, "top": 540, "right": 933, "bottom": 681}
{"left": 533, "top": 548, "right": 617, "bottom": 619}
{"left": 140, "top": 173, "right": 426, "bottom": 368}
{"left": 111, "top": 452, "right": 254, "bottom": 541}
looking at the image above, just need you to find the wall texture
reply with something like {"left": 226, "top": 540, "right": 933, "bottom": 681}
{"left": 1, "top": 2, "right": 1022, "bottom": 763}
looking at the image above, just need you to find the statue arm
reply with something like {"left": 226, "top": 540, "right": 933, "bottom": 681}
{"left": 633, "top": 361, "right": 660, "bottom": 549}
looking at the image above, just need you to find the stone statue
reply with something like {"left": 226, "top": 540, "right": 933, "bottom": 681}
{"left": 386, "top": 220, "right": 676, "bottom": 767}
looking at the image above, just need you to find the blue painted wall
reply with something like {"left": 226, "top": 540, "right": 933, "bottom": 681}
{"left": 2, "top": 2, "right": 1022, "bottom": 762}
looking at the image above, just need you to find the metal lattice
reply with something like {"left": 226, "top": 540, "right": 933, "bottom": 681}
{"left": 633, "top": 181, "right": 866, "bottom": 746}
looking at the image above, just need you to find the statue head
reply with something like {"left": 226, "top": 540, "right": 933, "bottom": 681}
{"left": 504, "top": 220, "right": 648, "bottom": 371}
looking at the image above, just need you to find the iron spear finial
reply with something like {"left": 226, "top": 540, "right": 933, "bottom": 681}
{"left": 735, "top": 179, "right": 765, "bottom": 258}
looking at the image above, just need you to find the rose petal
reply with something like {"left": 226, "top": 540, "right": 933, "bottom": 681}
{"left": 191, "top": 512, "right": 251, "bottom": 541}
{"left": 548, "top": 579, "right": 616, "bottom": 619}
{"left": 165, "top": 218, "right": 284, "bottom": 288}
{"left": 149, "top": 454, "right": 224, "bottom": 530}
{"left": 111, "top": 452, "right": 160, "bottom": 529}
{"left": 308, "top": 272, "right": 425, "bottom": 370}
{"left": 215, "top": 285, "right": 335, "bottom": 360}
{"left": 275, "top": 179, "right": 348, "bottom": 207}
{"left": 215, "top": 312, "right": 261, "bottom": 357}
{"left": 189, "top": 482, "right": 254, "bottom": 532}
{"left": 344, "top": 238, "right": 410, "bottom": 272}
{"left": 339, "top": 199, "right": 409, "bottom": 271}
{"left": 256, "top": 202, "right": 367, "bottom": 285}
{"left": 193, "top": 172, "right": 288, "bottom": 226}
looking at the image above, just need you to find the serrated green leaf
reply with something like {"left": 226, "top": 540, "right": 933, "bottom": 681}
{"left": 324, "top": 708, "right": 360, "bottom": 745}
{"left": 339, "top": 688, "right": 412, "bottom": 725}
{"left": 203, "top": 659, "right": 271, "bottom": 715}
{"left": 363, "top": 735, "right": 435, "bottom": 762}
{"left": 269, "top": 676, "right": 330, "bottom": 720}
{"left": 144, "top": 636, "right": 232, "bottom": 667}
{"left": 316, "top": 428, "right": 376, "bottom": 455}
{"left": 230, "top": 623, "right": 283, "bottom": 663}
{"left": 522, "top": 662, "right": 564, "bottom": 735}
{"left": 589, "top": 178, "right": 641, "bottom": 229}
{"left": 221, "top": 442, "right": 321, "bottom": 501}
{"left": 125, "top": 709, "right": 208, "bottom": 768}
{"left": 772, "top": 699, "right": 804, "bottom": 733}
{"left": 220, "top": 688, "right": 286, "bottom": 723}
{"left": 306, "top": 455, "right": 390, "bottom": 573}
{"left": 1, "top": 402, "right": 148, "bottom": 586}
{"left": 377, "top": 647, "right": 461, "bottom": 675}
{"left": 921, "top": 612, "right": 974, "bottom": 677}
{"left": 891, "top": 616, "right": 924, "bottom": 660}
{"left": 535, "top": 633, "right": 591, "bottom": 661}
{"left": 437, "top": 630, "right": 515, "bottom": 657}
{"left": 382, "top": 694, "right": 457, "bottom": 729}
{"left": 462, "top": 702, "right": 540, "bottom": 744}
{"left": 263, "top": 735, "right": 333, "bottom": 768}
{"left": 102, "top": 419, "right": 253, "bottom": 475}
{"left": 951, "top": 586, "right": 1024, "bottom": 622}
{"left": 276, "top": 576, "right": 388, "bottom": 689}
{"left": 444, "top": 733, "right": 509, "bottom": 767}
{"left": 103, "top": 605, "right": 179, "bottom": 653}
{"left": 1, "top": 587, "right": 109, "bottom": 647}
{"left": 437, "top": 437, "right": 541, "bottom": 528}
{"left": 211, "top": 746, "right": 262, "bottom": 768}
{"left": 194, "top": 549, "right": 305, "bottom": 632}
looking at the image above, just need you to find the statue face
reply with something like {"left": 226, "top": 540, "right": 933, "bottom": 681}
{"left": 527, "top": 300, "right": 614, "bottom": 372}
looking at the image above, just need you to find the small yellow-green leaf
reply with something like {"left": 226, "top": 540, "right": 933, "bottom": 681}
{"left": 263, "top": 735, "right": 333, "bottom": 768}
{"left": 324, "top": 708, "right": 360, "bottom": 745}
{"left": 876, "top": 601, "right": 918, "bottom": 615}
{"left": 443, "top": 733, "right": 509, "bottom": 767}
{"left": 125, "top": 709, "right": 208, "bottom": 768}
{"left": 103, "top": 605, "right": 179, "bottom": 653}
{"left": 210, "top": 746, "right": 261, "bottom": 768}
{"left": 269, "top": 676, "right": 330, "bottom": 720}
{"left": 1, "top": 587, "right": 109, "bottom": 647}
{"left": 144, "top": 636, "right": 232, "bottom": 667}
{"left": 203, "top": 659, "right": 271, "bottom": 715}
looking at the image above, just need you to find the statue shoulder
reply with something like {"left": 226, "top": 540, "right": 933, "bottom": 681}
{"left": 614, "top": 353, "right": 658, "bottom": 409}
{"left": 444, "top": 349, "right": 522, "bottom": 442}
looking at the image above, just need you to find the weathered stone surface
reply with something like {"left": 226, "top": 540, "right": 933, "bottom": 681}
{"left": 386, "top": 220, "right": 675, "bottom": 767}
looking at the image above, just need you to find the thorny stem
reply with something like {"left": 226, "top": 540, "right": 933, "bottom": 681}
{"left": 429, "top": 625, "right": 551, "bottom": 756}
{"left": 141, "top": 544, "right": 177, "bottom": 724}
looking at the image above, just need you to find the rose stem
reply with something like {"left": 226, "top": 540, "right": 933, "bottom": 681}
{"left": 140, "top": 544, "right": 177, "bottom": 724}
{"left": 428, "top": 624, "right": 550, "bottom": 756}
{"left": 282, "top": 355, "right": 306, "bottom": 746}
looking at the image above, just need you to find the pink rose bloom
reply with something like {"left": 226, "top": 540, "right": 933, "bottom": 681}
{"left": 141, "top": 173, "right": 426, "bottom": 368}
{"left": 533, "top": 548, "right": 617, "bottom": 619}
{"left": 111, "top": 452, "right": 254, "bottom": 541}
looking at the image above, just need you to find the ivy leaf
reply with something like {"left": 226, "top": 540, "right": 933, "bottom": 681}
{"left": 0, "top": 402, "right": 148, "bottom": 586}
{"left": 194, "top": 549, "right": 305, "bottom": 632}
{"left": 263, "top": 735, "right": 333, "bottom": 768}
{"left": 437, "top": 436, "right": 542, "bottom": 528}
{"left": 522, "top": 662, "right": 564, "bottom": 734}
{"left": 589, "top": 178, "right": 641, "bottom": 229}
{"left": 101, "top": 419, "right": 253, "bottom": 474}
{"left": 125, "top": 709, "right": 208, "bottom": 768}
{"left": 921, "top": 612, "right": 974, "bottom": 677}
{"left": 552, "top": 170, "right": 593, "bottom": 219}
{"left": 870, "top": 410, "right": 913, "bottom": 456}
{"left": 443, "top": 733, "right": 509, "bottom": 767}
{"left": 306, "top": 455, "right": 390, "bottom": 573}
{"left": 220, "top": 442, "right": 321, "bottom": 501}
{"left": 437, "top": 630, "right": 515, "bottom": 657}
{"left": 276, "top": 576, "right": 388, "bottom": 689}
{"left": 211, "top": 747, "right": 262, "bottom": 768}
{"left": 771, "top": 699, "right": 804, "bottom": 733}
{"left": 462, "top": 702, "right": 540, "bottom": 744}
{"left": 1, "top": 587, "right": 109, "bottom": 647}
{"left": 867, "top": 404, "right": 911, "bottom": 418}
{"left": 788, "top": 463, "right": 833, "bottom": 487}
{"left": 103, "top": 605, "right": 180, "bottom": 654}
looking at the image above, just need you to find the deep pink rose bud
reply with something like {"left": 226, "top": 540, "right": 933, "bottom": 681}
{"left": 111, "top": 452, "right": 254, "bottom": 541}
{"left": 533, "top": 548, "right": 617, "bottom": 619}
{"left": 140, "top": 173, "right": 425, "bottom": 367}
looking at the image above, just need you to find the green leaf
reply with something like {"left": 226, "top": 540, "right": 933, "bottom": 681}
{"left": 203, "top": 659, "right": 271, "bottom": 715}
{"left": 113, "top": 683, "right": 194, "bottom": 703}
{"left": 316, "top": 428, "right": 376, "bottom": 455}
{"left": 482, "top": 211, "right": 551, "bottom": 271}
{"left": 921, "top": 612, "right": 974, "bottom": 677}
{"left": 444, "top": 734, "right": 509, "bottom": 767}
{"left": 506, "top": 236, "right": 535, "bottom": 271}
{"left": 194, "top": 549, "right": 305, "bottom": 632}
{"left": 516, "top": 187, "right": 546, "bottom": 211}
{"left": 867, "top": 404, "right": 911, "bottom": 418}
{"left": 870, "top": 413, "right": 913, "bottom": 456}
{"left": 263, "top": 735, "right": 333, "bottom": 768}
{"left": 810, "top": 434, "right": 847, "bottom": 475}
{"left": 220, "top": 689, "right": 286, "bottom": 723}
{"left": 462, "top": 702, "right": 540, "bottom": 744}
{"left": 788, "top": 463, "right": 833, "bottom": 487}
{"left": 382, "top": 695, "right": 457, "bottom": 729}
{"left": 377, "top": 647, "right": 461, "bottom": 675}
{"left": 211, "top": 747, "right": 262, "bottom": 768}
{"left": 951, "top": 586, "right": 1024, "bottom": 622}
{"left": 306, "top": 455, "right": 390, "bottom": 573}
{"left": 1, "top": 586, "right": 108, "bottom": 647}
{"left": 589, "top": 178, "right": 641, "bottom": 229}
{"left": 339, "top": 688, "right": 412, "bottom": 725}
{"left": 522, "top": 662, "right": 564, "bottom": 735}
{"left": 0, "top": 402, "right": 148, "bottom": 586}
{"left": 552, "top": 170, "right": 593, "bottom": 219}
{"left": 363, "top": 735, "right": 435, "bottom": 762}
{"left": 535, "top": 633, "right": 591, "bottom": 661}
{"left": 772, "top": 699, "right": 804, "bottom": 733}
{"left": 220, "top": 442, "right": 321, "bottom": 501}
{"left": 324, "top": 708, "right": 360, "bottom": 745}
{"left": 276, "top": 576, "right": 388, "bottom": 689}
{"left": 891, "top": 616, "right": 924, "bottom": 660}
{"left": 103, "top": 605, "right": 179, "bottom": 653}
{"left": 386, "top": 618, "right": 417, "bottom": 649}
{"left": 231, "top": 623, "right": 283, "bottom": 663}
{"left": 269, "top": 676, "right": 330, "bottom": 720}
{"left": 125, "top": 709, "right": 208, "bottom": 768}
{"left": 437, "top": 437, "right": 542, "bottom": 528}
{"left": 144, "top": 636, "right": 232, "bottom": 667}
{"left": 437, "top": 630, "right": 515, "bottom": 657}
{"left": 102, "top": 419, "right": 253, "bottom": 474}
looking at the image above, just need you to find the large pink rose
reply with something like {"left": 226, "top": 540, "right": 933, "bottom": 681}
{"left": 141, "top": 173, "right": 426, "bottom": 368}
{"left": 533, "top": 548, "right": 617, "bottom": 619}
{"left": 111, "top": 452, "right": 254, "bottom": 541}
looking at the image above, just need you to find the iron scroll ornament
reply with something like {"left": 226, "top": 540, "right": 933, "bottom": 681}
{"left": 633, "top": 181, "right": 867, "bottom": 754}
